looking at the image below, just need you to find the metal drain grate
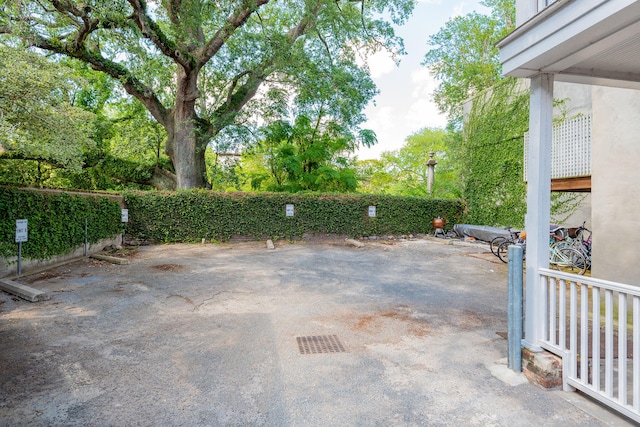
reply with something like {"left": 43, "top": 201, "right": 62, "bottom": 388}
{"left": 296, "top": 335, "right": 347, "bottom": 354}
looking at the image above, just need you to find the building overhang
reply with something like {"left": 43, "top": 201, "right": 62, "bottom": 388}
{"left": 498, "top": 0, "right": 640, "bottom": 88}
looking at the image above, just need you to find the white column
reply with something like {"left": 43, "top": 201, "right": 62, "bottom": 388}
{"left": 524, "top": 73, "right": 553, "bottom": 350}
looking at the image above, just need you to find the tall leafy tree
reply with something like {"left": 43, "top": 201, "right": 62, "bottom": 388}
{"left": 239, "top": 113, "right": 375, "bottom": 192}
{"left": 0, "top": 45, "right": 95, "bottom": 175}
{"left": 422, "top": 0, "right": 515, "bottom": 123}
{"left": 357, "top": 127, "right": 460, "bottom": 198}
{"left": 1, "top": 0, "right": 413, "bottom": 188}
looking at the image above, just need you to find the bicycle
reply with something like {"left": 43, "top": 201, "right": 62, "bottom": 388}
{"left": 490, "top": 228, "right": 521, "bottom": 257}
{"left": 495, "top": 230, "right": 526, "bottom": 263}
{"left": 548, "top": 222, "right": 591, "bottom": 274}
{"left": 549, "top": 244, "right": 587, "bottom": 274}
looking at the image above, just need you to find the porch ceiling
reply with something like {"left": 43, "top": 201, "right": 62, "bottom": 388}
{"left": 498, "top": 0, "right": 640, "bottom": 88}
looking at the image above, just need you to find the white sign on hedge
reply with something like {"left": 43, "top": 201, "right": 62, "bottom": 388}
{"left": 15, "top": 219, "right": 28, "bottom": 243}
{"left": 285, "top": 204, "right": 295, "bottom": 217}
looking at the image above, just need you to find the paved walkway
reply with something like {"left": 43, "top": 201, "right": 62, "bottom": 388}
{"left": 0, "top": 239, "right": 634, "bottom": 426}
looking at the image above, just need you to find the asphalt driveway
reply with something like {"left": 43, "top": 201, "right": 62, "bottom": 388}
{"left": 0, "top": 238, "right": 632, "bottom": 426}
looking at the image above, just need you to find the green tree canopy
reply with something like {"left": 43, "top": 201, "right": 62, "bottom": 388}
{"left": 422, "top": 0, "right": 515, "bottom": 123}
{"left": 357, "top": 127, "right": 461, "bottom": 198}
{"left": 0, "top": 45, "right": 95, "bottom": 171}
{"left": 238, "top": 113, "right": 375, "bottom": 192}
{"left": 1, "top": 0, "right": 414, "bottom": 189}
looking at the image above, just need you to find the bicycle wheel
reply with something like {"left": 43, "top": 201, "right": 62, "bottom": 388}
{"left": 550, "top": 247, "right": 587, "bottom": 275}
{"left": 497, "top": 241, "right": 511, "bottom": 263}
{"left": 490, "top": 236, "right": 507, "bottom": 256}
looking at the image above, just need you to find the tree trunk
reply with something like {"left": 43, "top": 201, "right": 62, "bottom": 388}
{"left": 166, "top": 67, "right": 208, "bottom": 189}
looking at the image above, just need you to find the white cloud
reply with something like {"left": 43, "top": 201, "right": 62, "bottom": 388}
{"left": 410, "top": 68, "right": 438, "bottom": 99}
{"left": 406, "top": 98, "right": 447, "bottom": 129}
{"left": 355, "top": 0, "right": 488, "bottom": 160}
{"left": 453, "top": 1, "right": 482, "bottom": 17}
{"left": 367, "top": 51, "right": 397, "bottom": 79}
{"left": 368, "top": 106, "right": 396, "bottom": 133}
{"left": 407, "top": 69, "right": 446, "bottom": 127}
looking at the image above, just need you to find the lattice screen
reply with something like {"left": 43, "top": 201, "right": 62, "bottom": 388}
{"left": 523, "top": 114, "right": 592, "bottom": 180}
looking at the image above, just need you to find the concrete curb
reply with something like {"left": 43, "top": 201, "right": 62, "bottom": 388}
{"left": 345, "top": 238, "right": 365, "bottom": 248}
{"left": 1, "top": 236, "right": 123, "bottom": 278}
{"left": 90, "top": 254, "right": 130, "bottom": 265}
{"left": 0, "top": 278, "right": 50, "bottom": 302}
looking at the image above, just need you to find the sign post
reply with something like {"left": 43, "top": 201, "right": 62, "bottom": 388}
{"left": 121, "top": 209, "right": 128, "bottom": 244}
{"left": 15, "top": 219, "right": 28, "bottom": 276}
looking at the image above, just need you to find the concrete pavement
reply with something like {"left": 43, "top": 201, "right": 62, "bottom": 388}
{"left": 0, "top": 238, "right": 634, "bottom": 426}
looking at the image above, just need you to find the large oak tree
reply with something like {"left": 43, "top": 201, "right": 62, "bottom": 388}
{"left": 1, "top": 0, "right": 412, "bottom": 188}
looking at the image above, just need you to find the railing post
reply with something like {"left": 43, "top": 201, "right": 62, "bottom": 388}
{"left": 508, "top": 245, "right": 524, "bottom": 372}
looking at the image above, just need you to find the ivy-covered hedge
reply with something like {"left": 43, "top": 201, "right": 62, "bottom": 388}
{"left": 0, "top": 187, "right": 122, "bottom": 260}
{"left": 123, "top": 190, "right": 464, "bottom": 242}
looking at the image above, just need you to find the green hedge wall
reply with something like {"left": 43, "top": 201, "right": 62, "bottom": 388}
{"left": 123, "top": 190, "right": 465, "bottom": 242}
{"left": 0, "top": 187, "right": 122, "bottom": 260}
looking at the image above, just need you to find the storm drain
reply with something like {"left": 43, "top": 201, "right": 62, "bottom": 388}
{"left": 296, "top": 335, "right": 347, "bottom": 354}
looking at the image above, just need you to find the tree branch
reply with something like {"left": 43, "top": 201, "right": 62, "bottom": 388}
{"left": 31, "top": 35, "right": 169, "bottom": 127}
{"left": 204, "top": 2, "right": 323, "bottom": 142}
{"left": 0, "top": 151, "right": 67, "bottom": 169}
{"left": 200, "top": 0, "right": 271, "bottom": 65}
{"left": 225, "top": 70, "right": 252, "bottom": 107}
{"left": 127, "top": 0, "right": 193, "bottom": 69}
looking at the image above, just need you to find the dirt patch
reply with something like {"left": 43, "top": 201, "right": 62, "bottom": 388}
{"left": 26, "top": 271, "right": 61, "bottom": 282}
{"left": 347, "top": 307, "right": 431, "bottom": 338}
{"left": 453, "top": 309, "right": 499, "bottom": 331}
{"left": 151, "top": 263, "right": 187, "bottom": 272}
{"left": 294, "top": 233, "right": 351, "bottom": 246}
{"left": 103, "top": 246, "right": 140, "bottom": 259}
{"left": 466, "top": 252, "right": 504, "bottom": 264}
{"left": 456, "top": 310, "right": 486, "bottom": 329}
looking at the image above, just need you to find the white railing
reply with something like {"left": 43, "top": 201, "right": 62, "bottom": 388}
{"left": 524, "top": 114, "right": 591, "bottom": 180}
{"left": 538, "top": 268, "right": 640, "bottom": 422}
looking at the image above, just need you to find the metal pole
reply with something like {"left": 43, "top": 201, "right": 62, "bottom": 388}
{"left": 508, "top": 244, "right": 524, "bottom": 372}
{"left": 17, "top": 241, "right": 22, "bottom": 277}
{"left": 84, "top": 218, "right": 88, "bottom": 257}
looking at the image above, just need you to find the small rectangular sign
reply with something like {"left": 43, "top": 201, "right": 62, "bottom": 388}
{"left": 15, "top": 219, "right": 28, "bottom": 243}
{"left": 121, "top": 209, "right": 129, "bottom": 223}
{"left": 368, "top": 206, "right": 376, "bottom": 217}
{"left": 285, "top": 204, "right": 295, "bottom": 217}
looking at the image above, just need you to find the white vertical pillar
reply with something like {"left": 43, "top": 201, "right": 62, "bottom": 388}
{"left": 524, "top": 73, "right": 553, "bottom": 350}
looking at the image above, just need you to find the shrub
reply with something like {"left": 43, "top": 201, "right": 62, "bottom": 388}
{"left": 123, "top": 190, "right": 464, "bottom": 242}
{"left": 0, "top": 187, "right": 122, "bottom": 260}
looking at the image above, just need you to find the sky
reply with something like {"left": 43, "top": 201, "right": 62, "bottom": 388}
{"left": 356, "top": 0, "right": 490, "bottom": 160}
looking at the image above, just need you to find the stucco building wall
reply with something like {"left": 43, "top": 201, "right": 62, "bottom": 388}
{"left": 591, "top": 86, "right": 640, "bottom": 285}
